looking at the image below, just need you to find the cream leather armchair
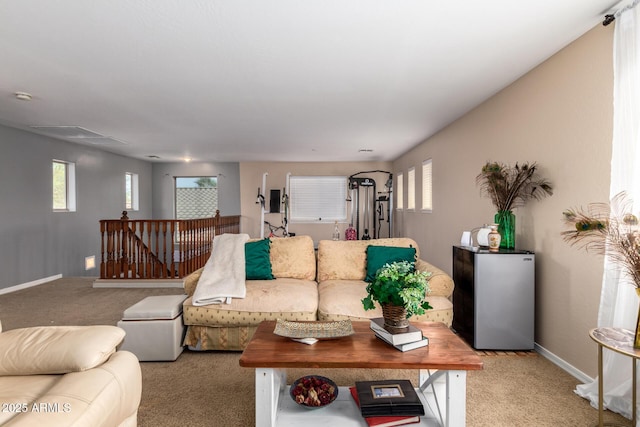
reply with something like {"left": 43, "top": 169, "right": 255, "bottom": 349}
{"left": 0, "top": 322, "right": 142, "bottom": 427}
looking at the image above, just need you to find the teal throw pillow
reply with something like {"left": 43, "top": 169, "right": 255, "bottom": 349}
{"left": 365, "top": 245, "right": 416, "bottom": 282}
{"left": 245, "top": 238, "right": 275, "bottom": 280}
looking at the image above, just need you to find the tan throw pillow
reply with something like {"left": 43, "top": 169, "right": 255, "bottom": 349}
{"left": 269, "top": 235, "right": 316, "bottom": 280}
{"left": 0, "top": 325, "right": 126, "bottom": 375}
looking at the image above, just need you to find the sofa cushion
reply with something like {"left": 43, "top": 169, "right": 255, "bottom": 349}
{"left": 317, "top": 238, "right": 421, "bottom": 282}
{"left": 245, "top": 238, "right": 274, "bottom": 280}
{"left": 269, "top": 235, "right": 316, "bottom": 280}
{"left": 182, "top": 278, "right": 318, "bottom": 327}
{"left": 364, "top": 245, "right": 417, "bottom": 282}
{"left": 0, "top": 325, "right": 125, "bottom": 376}
{"left": 317, "top": 279, "right": 453, "bottom": 326}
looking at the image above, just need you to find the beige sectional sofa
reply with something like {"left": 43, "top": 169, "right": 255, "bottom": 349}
{"left": 182, "top": 236, "right": 454, "bottom": 351}
{"left": 0, "top": 323, "right": 141, "bottom": 427}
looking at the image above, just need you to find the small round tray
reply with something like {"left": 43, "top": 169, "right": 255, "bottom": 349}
{"left": 273, "top": 319, "right": 354, "bottom": 339}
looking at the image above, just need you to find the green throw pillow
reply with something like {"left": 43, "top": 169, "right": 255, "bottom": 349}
{"left": 245, "top": 238, "right": 275, "bottom": 280}
{"left": 365, "top": 245, "right": 416, "bottom": 282}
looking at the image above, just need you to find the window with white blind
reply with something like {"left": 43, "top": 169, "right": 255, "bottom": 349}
{"left": 396, "top": 173, "right": 404, "bottom": 210}
{"left": 289, "top": 176, "right": 347, "bottom": 222}
{"left": 422, "top": 159, "right": 433, "bottom": 212}
{"left": 407, "top": 167, "right": 415, "bottom": 210}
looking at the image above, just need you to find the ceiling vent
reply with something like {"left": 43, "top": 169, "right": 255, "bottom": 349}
{"left": 29, "top": 126, "right": 127, "bottom": 144}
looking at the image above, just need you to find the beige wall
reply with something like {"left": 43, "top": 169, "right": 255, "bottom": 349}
{"left": 239, "top": 161, "right": 392, "bottom": 245}
{"left": 393, "top": 25, "right": 614, "bottom": 377}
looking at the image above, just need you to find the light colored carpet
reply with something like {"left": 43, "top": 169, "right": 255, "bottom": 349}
{"left": 0, "top": 277, "right": 630, "bottom": 426}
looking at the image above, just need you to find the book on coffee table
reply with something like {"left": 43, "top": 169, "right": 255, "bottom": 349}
{"left": 375, "top": 332, "right": 429, "bottom": 352}
{"left": 370, "top": 318, "right": 423, "bottom": 346}
{"left": 349, "top": 387, "right": 420, "bottom": 427}
{"left": 354, "top": 379, "right": 425, "bottom": 417}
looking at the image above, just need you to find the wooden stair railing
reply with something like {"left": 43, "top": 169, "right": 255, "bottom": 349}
{"left": 99, "top": 210, "right": 241, "bottom": 280}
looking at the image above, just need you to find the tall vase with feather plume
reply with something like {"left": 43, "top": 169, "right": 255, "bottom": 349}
{"left": 477, "top": 162, "right": 553, "bottom": 249}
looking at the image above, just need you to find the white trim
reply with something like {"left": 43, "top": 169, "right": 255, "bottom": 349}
{"left": 93, "top": 279, "right": 184, "bottom": 288}
{"left": 535, "top": 342, "right": 593, "bottom": 384}
{"left": 0, "top": 274, "right": 62, "bottom": 295}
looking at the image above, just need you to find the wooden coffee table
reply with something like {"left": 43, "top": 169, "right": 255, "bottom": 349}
{"left": 239, "top": 320, "right": 483, "bottom": 427}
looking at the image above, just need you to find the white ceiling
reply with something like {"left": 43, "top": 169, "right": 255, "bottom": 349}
{"left": 0, "top": 1, "right": 623, "bottom": 163}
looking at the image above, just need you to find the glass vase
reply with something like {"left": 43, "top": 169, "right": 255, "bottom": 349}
{"left": 494, "top": 210, "right": 515, "bottom": 249}
{"left": 635, "top": 288, "right": 640, "bottom": 349}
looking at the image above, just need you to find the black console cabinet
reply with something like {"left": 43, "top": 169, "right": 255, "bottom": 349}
{"left": 452, "top": 246, "right": 535, "bottom": 350}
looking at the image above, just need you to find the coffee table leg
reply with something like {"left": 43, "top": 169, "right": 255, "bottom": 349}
{"left": 255, "top": 368, "right": 286, "bottom": 427}
{"left": 419, "top": 369, "right": 467, "bottom": 427}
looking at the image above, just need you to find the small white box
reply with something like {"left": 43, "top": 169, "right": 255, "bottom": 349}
{"left": 117, "top": 295, "right": 188, "bottom": 361}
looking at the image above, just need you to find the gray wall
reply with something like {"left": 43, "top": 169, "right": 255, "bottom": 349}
{"left": 0, "top": 125, "right": 152, "bottom": 289}
{"left": 152, "top": 162, "right": 241, "bottom": 219}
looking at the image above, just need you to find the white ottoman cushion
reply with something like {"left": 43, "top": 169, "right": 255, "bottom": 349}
{"left": 118, "top": 295, "right": 188, "bottom": 361}
{"left": 122, "top": 294, "right": 187, "bottom": 320}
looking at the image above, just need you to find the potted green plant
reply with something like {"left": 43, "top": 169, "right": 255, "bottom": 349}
{"left": 361, "top": 261, "right": 432, "bottom": 331}
{"left": 476, "top": 161, "right": 553, "bottom": 249}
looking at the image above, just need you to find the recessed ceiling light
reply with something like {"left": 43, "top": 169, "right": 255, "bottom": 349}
{"left": 15, "top": 92, "right": 32, "bottom": 101}
{"left": 184, "top": 157, "right": 192, "bottom": 162}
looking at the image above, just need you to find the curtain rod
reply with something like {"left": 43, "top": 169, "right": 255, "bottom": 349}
{"left": 604, "top": 0, "right": 640, "bottom": 25}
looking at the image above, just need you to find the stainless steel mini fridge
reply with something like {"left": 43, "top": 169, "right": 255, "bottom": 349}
{"left": 452, "top": 246, "right": 535, "bottom": 350}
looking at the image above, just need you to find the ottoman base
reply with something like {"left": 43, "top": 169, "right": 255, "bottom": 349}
{"left": 117, "top": 294, "right": 187, "bottom": 361}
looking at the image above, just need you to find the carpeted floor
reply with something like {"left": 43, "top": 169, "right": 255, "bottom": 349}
{"left": 0, "top": 277, "right": 630, "bottom": 426}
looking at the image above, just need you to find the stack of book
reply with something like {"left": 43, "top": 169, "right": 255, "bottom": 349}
{"left": 370, "top": 318, "right": 429, "bottom": 352}
{"left": 349, "top": 379, "right": 424, "bottom": 426}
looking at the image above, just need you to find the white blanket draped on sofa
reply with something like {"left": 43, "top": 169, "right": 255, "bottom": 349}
{"left": 192, "top": 233, "right": 249, "bottom": 306}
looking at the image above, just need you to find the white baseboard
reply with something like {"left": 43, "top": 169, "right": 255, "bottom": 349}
{"left": 0, "top": 274, "right": 63, "bottom": 295}
{"left": 93, "top": 279, "right": 184, "bottom": 288}
{"left": 535, "top": 342, "right": 594, "bottom": 384}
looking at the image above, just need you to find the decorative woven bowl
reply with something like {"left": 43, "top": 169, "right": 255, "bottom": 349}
{"left": 289, "top": 375, "right": 338, "bottom": 409}
{"left": 273, "top": 319, "right": 354, "bottom": 339}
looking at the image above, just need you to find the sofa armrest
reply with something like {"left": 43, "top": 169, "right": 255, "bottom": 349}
{"left": 416, "top": 259, "right": 454, "bottom": 299}
{"left": 183, "top": 267, "right": 204, "bottom": 297}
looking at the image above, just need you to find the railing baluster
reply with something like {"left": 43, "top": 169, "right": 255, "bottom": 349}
{"left": 99, "top": 214, "right": 239, "bottom": 281}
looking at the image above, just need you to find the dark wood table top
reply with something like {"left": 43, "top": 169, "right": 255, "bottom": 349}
{"left": 239, "top": 321, "right": 483, "bottom": 371}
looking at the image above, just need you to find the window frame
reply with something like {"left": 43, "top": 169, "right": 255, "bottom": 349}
{"left": 407, "top": 167, "right": 415, "bottom": 211}
{"left": 421, "top": 159, "right": 433, "bottom": 213}
{"left": 396, "top": 172, "right": 404, "bottom": 210}
{"left": 52, "top": 160, "right": 76, "bottom": 212}
{"left": 125, "top": 172, "right": 139, "bottom": 211}
{"left": 288, "top": 175, "right": 347, "bottom": 223}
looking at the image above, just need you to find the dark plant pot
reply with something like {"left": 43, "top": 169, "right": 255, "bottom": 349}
{"left": 382, "top": 303, "right": 409, "bottom": 332}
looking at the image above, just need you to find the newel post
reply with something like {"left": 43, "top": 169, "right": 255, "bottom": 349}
{"left": 120, "top": 211, "right": 129, "bottom": 277}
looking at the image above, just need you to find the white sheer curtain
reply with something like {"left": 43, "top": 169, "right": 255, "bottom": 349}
{"left": 575, "top": 1, "right": 640, "bottom": 422}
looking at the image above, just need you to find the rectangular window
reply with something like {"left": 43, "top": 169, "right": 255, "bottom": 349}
{"left": 422, "top": 159, "right": 433, "bottom": 212}
{"left": 407, "top": 167, "right": 415, "bottom": 210}
{"left": 289, "top": 176, "right": 347, "bottom": 222}
{"left": 125, "top": 172, "right": 139, "bottom": 211}
{"left": 175, "top": 177, "right": 218, "bottom": 219}
{"left": 396, "top": 173, "right": 404, "bottom": 210}
{"left": 52, "top": 160, "right": 76, "bottom": 212}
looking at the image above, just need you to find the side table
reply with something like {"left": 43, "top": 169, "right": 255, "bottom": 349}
{"left": 589, "top": 327, "right": 639, "bottom": 427}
